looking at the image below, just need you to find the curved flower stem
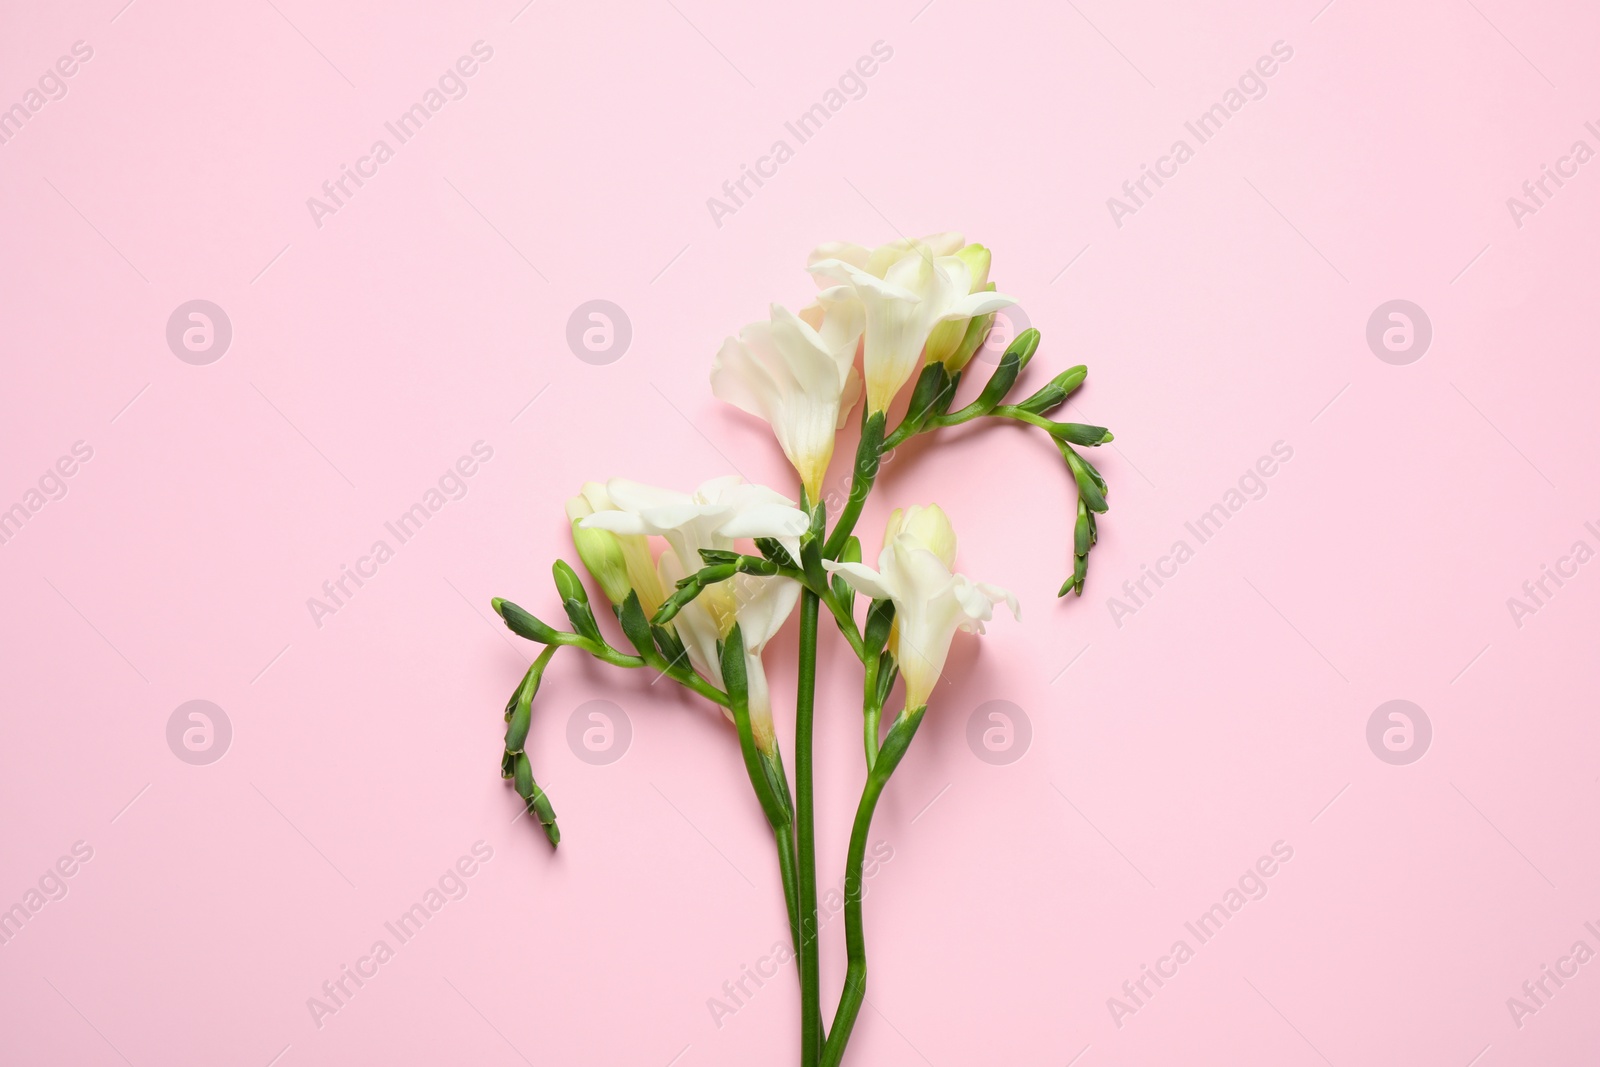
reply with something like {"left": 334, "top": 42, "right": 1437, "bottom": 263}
{"left": 819, "top": 706, "right": 926, "bottom": 1067}
{"left": 795, "top": 589, "right": 824, "bottom": 1065}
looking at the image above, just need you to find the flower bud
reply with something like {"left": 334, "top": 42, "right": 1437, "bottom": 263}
{"left": 924, "top": 244, "right": 995, "bottom": 371}
{"left": 565, "top": 491, "right": 634, "bottom": 606}
{"left": 884, "top": 504, "right": 957, "bottom": 569}
{"left": 552, "top": 559, "right": 589, "bottom": 605}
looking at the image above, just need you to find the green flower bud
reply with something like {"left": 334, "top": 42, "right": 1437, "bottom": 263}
{"left": 565, "top": 492, "right": 632, "bottom": 605}
{"left": 552, "top": 559, "right": 589, "bottom": 605}
{"left": 1015, "top": 365, "right": 1087, "bottom": 416}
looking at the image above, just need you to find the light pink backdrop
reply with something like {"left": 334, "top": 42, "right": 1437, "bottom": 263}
{"left": 3, "top": 0, "right": 1598, "bottom": 1064}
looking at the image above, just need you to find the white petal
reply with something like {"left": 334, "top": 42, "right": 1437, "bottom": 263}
{"left": 821, "top": 560, "right": 898, "bottom": 602}
{"left": 808, "top": 259, "right": 920, "bottom": 302}
{"left": 807, "top": 241, "right": 871, "bottom": 278}
{"left": 919, "top": 232, "right": 965, "bottom": 257}
{"left": 943, "top": 288, "right": 1017, "bottom": 320}
{"left": 606, "top": 479, "right": 691, "bottom": 514}
{"left": 979, "top": 581, "right": 1021, "bottom": 620}
{"left": 734, "top": 575, "right": 801, "bottom": 651}
{"left": 718, "top": 502, "right": 809, "bottom": 541}
{"left": 711, "top": 332, "right": 783, "bottom": 422}
{"left": 579, "top": 509, "right": 650, "bottom": 536}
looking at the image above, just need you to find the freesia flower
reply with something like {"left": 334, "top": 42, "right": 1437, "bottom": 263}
{"left": 581, "top": 475, "right": 810, "bottom": 571}
{"left": 565, "top": 482, "right": 667, "bottom": 615}
{"left": 809, "top": 244, "right": 1015, "bottom": 414}
{"left": 922, "top": 243, "right": 998, "bottom": 372}
{"left": 823, "top": 504, "right": 1018, "bottom": 710}
{"left": 581, "top": 475, "right": 807, "bottom": 750}
{"left": 712, "top": 305, "right": 862, "bottom": 502}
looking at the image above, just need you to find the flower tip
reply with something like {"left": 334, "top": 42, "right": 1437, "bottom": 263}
{"left": 491, "top": 597, "right": 506, "bottom": 616}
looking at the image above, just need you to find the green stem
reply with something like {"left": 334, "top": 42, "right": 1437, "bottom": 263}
{"left": 819, "top": 707, "right": 925, "bottom": 1067}
{"left": 775, "top": 824, "right": 801, "bottom": 959}
{"left": 990, "top": 404, "right": 1059, "bottom": 432}
{"left": 796, "top": 590, "right": 823, "bottom": 1065}
{"left": 823, "top": 411, "right": 886, "bottom": 560}
{"left": 861, "top": 657, "right": 881, "bottom": 773}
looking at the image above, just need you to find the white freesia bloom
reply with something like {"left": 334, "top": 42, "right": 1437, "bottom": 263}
{"left": 922, "top": 243, "right": 996, "bottom": 372}
{"left": 580, "top": 475, "right": 806, "bottom": 751}
{"left": 581, "top": 475, "right": 809, "bottom": 571}
{"left": 712, "top": 305, "right": 862, "bottom": 502}
{"left": 809, "top": 247, "right": 1016, "bottom": 414}
{"left": 565, "top": 482, "right": 667, "bottom": 614}
{"left": 823, "top": 504, "right": 1018, "bottom": 710}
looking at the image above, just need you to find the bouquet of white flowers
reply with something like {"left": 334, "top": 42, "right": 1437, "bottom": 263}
{"left": 490, "top": 234, "right": 1114, "bottom": 1065}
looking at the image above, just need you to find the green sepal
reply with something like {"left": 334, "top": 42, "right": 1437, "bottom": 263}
{"left": 875, "top": 704, "right": 927, "bottom": 779}
{"left": 562, "top": 597, "right": 604, "bottom": 644}
{"left": 652, "top": 624, "right": 688, "bottom": 674}
{"left": 903, "top": 363, "right": 952, "bottom": 432}
{"left": 492, "top": 598, "right": 564, "bottom": 644}
{"left": 874, "top": 651, "right": 897, "bottom": 708}
{"left": 760, "top": 748, "right": 795, "bottom": 827}
{"left": 863, "top": 599, "right": 895, "bottom": 659}
{"left": 697, "top": 549, "right": 742, "bottom": 567}
{"left": 937, "top": 370, "right": 963, "bottom": 415}
{"left": 500, "top": 749, "right": 515, "bottom": 779}
{"left": 799, "top": 533, "right": 827, "bottom": 592}
{"left": 617, "top": 591, "right": 656, "bottom": 658}
{"left": 552, "top": 560, "right": 588, "bottom": 605}
{"left": 719, "top": 625, "right": 790, "bottom": 829}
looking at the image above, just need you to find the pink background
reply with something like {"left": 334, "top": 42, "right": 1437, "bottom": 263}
{"left": 3, "top": 0, "right": 1598, "bottom": 1064}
